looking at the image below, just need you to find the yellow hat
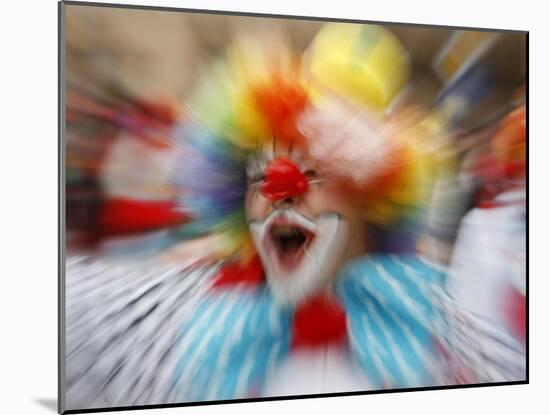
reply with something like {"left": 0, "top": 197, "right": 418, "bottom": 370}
{"left": 303, "top": 23, "right": 410, "bottom": 114}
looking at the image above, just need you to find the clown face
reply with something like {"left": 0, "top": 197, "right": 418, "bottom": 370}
{"left": 246, "top": 140, "right": 367, "bottom": 306}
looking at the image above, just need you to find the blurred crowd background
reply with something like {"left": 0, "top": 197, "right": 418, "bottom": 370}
{"left": 64, "top": 5, "right": 526, "bottom": 342}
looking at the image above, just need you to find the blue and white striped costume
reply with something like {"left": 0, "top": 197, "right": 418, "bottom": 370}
{"left": 65, "top": 254, "right": 525, "bottom": 410}
{"left": 167, "top": 254, "right": 524, "bottom": 402}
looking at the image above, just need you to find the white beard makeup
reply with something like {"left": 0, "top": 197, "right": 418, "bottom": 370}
{"left": 249, "top": 208, "right": 350, "bottom": 307}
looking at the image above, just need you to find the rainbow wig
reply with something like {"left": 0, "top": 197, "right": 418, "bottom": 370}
{"left": 172, "top": 23, "right": 449, "bottom": 263}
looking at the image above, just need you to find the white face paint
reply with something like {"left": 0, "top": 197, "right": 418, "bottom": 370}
{"left": 249, "top": 208, "right": 350, "bottom": 306}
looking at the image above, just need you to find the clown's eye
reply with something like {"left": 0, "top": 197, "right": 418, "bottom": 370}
{"left": 246, "top": 160, "right": 266, "bottom": 186}
{"left": 303, "top": 169, "right": 318, "bottom": 178}
{"left": 247, "top": 172, "right": 265, "bottom": 186}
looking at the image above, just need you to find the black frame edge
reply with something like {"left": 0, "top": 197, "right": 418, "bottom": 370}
{"left": 62, "top": 0, "right": 528, "bottom": 34}
{"left": 58, "top": 1, "right": 67, "bottom": 414}
{"left": 62, "top": 381, "right": 528, "bottom": 414}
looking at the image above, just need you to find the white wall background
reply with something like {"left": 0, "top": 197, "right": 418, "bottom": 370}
{"left": 0, "top": 0, "right": 543, "bottom": 414}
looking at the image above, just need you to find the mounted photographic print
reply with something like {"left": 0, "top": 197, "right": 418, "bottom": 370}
{"left": 59, "top": 1, "right": 527, "bottom": 413}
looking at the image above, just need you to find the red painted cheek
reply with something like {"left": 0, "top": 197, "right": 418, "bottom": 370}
{"left": 261, "top": 158, "right": 309, "bottom": 202}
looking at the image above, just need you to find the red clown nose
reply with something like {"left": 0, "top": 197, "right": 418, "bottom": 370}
{"left": 261, "top": 158, "right": 308, "bottom": 201}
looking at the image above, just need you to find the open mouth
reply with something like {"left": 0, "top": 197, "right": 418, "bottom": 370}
{"left": 266, "top": 222, "right": 315, "bottom": 272}
{"left": 249, "top": 209, "right": 347, "bottom": 305}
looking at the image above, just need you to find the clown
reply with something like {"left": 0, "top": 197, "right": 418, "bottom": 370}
{"left": 64, "top": 23, "right": 525, "bottom": 410}
{"left": 165, "top": 23, "right": 525, "bottom": 401}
